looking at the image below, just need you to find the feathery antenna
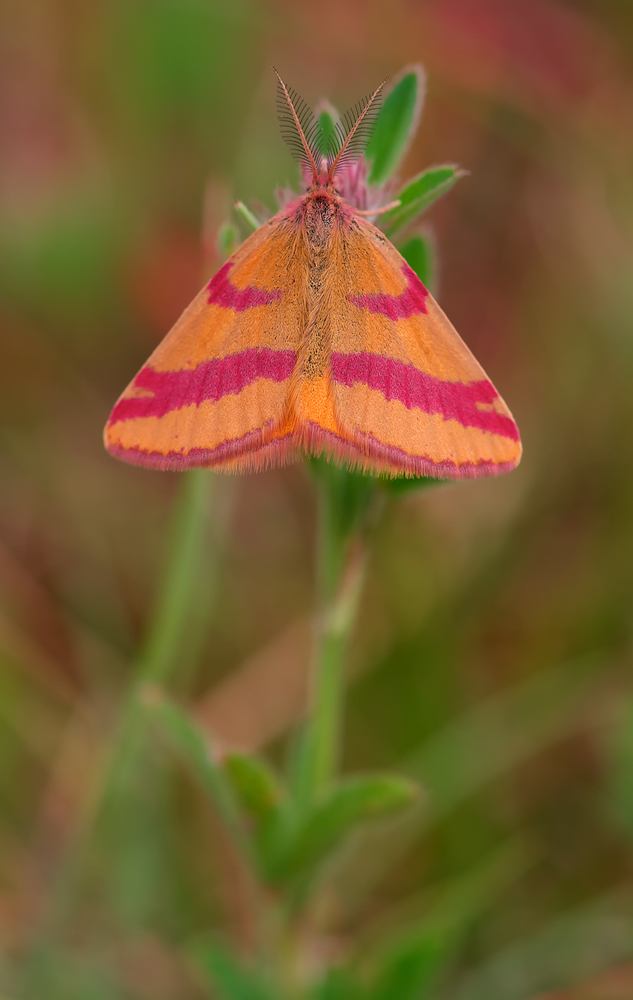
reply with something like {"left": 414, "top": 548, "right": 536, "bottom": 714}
{"left": 327, "top": 80, "right": 386, "bottom": 182}
{"left": 273, "top": 69, "right": 320, "bottom": 184}
{"left": 273, "top": 70, "right": 386, "bottom": 188}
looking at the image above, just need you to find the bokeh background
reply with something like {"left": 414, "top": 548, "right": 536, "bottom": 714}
{"left": 2, "top": 0, "right": 633, "bottom": 997}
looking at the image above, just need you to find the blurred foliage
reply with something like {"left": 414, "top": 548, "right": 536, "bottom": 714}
{"left": 1, "top": 0, "right": 633, "bottom": 998}
{"left": 365, "top": 66, "right": 425, "bottom": 187}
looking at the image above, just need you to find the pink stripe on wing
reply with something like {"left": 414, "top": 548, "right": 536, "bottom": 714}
{"left": 348, "top": 264, "right": 428, "bottom": 319}
{"left": 108, "top": 348, "right": 296, "bottom": 424}
{"left": 106, "top": 428, "right": 296, "bottom": 471}
{"left": 302, "top": 422, "right": 519, "bottom": 479}
{"left": 207, "top": 262, "right": 283, "bottom": 310}
{"left": 331, "top": 352, "right": 520, "bottom": 440}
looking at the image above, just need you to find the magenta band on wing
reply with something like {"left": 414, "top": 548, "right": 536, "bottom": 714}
{"left": 348, "top": 264, "right": 428, "bottom": 319}
{"left": 331, "top": 352, "right": 519, "bottom": 440}
{"left": 207, "top": 262, "right": 283, "bottom": 310}
{"left": 109, "top": 348, "right": 296, "bottom": 424}
{"left": 302, "top": 423, "right": 519, "bottom": 480}
{"left": 106, "top": 428, "right": 295, "bottom": 471}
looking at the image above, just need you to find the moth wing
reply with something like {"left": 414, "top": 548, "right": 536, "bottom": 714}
{"left": 324, "top": 218, "right": 521, "bottom": 478}
{"left": 104, "top": 215, "right": 306, "bottom": 471}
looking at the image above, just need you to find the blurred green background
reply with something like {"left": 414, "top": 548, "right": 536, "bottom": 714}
{"left": 2, "top": 0, "right": 633, "bottom": 997}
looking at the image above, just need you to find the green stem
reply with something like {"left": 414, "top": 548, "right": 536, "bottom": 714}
{"left": 310, "top": 485, "right": 366, "bottom": 793}
{"left": 140, "top": 468, "right": 213, "bottom": 684}
{"left": 294, "top": 469, "right": 372, "bottom": 808}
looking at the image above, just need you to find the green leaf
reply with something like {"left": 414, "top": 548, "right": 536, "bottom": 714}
{"left": 397, "top": 165, "right": 464, "bottom": 210}
{"left": 275, "top": 774, "right": 419, "bottom": 881}
{"left": 144, "top": 687, "right": 248, "bottom": 857}
{"left": 316, "top": 103, "right": 340, "bottom": 159}
{"left": 382, "top": 166, "right": 466, "bottom": 239}
{"left": 234, "top": 200, "right": 260, "bottom": 232}
{"left": 223, "top": 753, "right": 285, "bottom": 873}
{"left": 223, "top": 752, "right": 282, "bottom": 820}
{"left": 366, "top": 66, "right": 426, "bottom": 187}
{"left": 194, "top": 941, "right": 275, "bottom": 1000}
{"left": 218, "top": 221, "right": 239, "bottom": 259}
{"left": 398, "top": 233, "right": 435, "bottom": 290}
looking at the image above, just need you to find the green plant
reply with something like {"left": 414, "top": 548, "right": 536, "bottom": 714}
{"left": 17, "top": 67, "right": 524, "bottom": 1000}
{"left": 138, "top": 68, "right": 477, "bottom": 1000}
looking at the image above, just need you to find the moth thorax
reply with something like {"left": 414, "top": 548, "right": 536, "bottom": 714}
{"left": 304, "top": 194, "right": 337, "bottom": 251}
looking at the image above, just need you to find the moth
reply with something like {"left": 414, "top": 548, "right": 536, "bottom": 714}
{"left": 104, "top": 71, "right": 521, "bottom": 478}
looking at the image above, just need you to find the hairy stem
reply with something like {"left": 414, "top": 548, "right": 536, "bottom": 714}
{"left": 292, "top": 466, "right": 375, "bottom": 811}
{"left": 309, "top": 483, "right": 367, "bottom": 793}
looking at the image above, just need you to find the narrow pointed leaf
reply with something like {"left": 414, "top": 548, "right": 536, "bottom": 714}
{"left": 398, "top": 233, "right": 435, "bottom": 290}
{"left": 223, "top": 752, "right": 286, "bottom": 873}
{"left": 366, "top": 66, "right": 425, "bottom": 186}
{"left": 223, "top": 752, "right": 283, "bottom": 820}
{"left": 319, "top": 110, "right": 335, "bottom": 154}
{"left": 274, "top": 774, "right": 419, "bottom": 881}
{"left": 217, "top": 222, "right": 239, "bottom": 259}
{"left": 145, "top": 688, "right": 249, "bottom": 857}
{"left": 382, "top": 165, "right": 466, "bottom": 238}
{"left": 234, "top": 200, "right": 260, "bottom": 232}
{"left": 317, "top": 106, "right": 339, "bottom": 161}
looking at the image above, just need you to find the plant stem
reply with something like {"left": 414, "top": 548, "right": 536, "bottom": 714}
{"left": 310, "top": 486, "right": 366, "bottom": 793}
{"left": 141, "top": 468, "right": 214, "bottom": 683}
{"left": 295, "top": 469, "right": 373, "bottom": 807}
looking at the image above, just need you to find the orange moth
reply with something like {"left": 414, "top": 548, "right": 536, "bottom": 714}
{"left": 104, "top": 72, "right": 521, "bottom": 479}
